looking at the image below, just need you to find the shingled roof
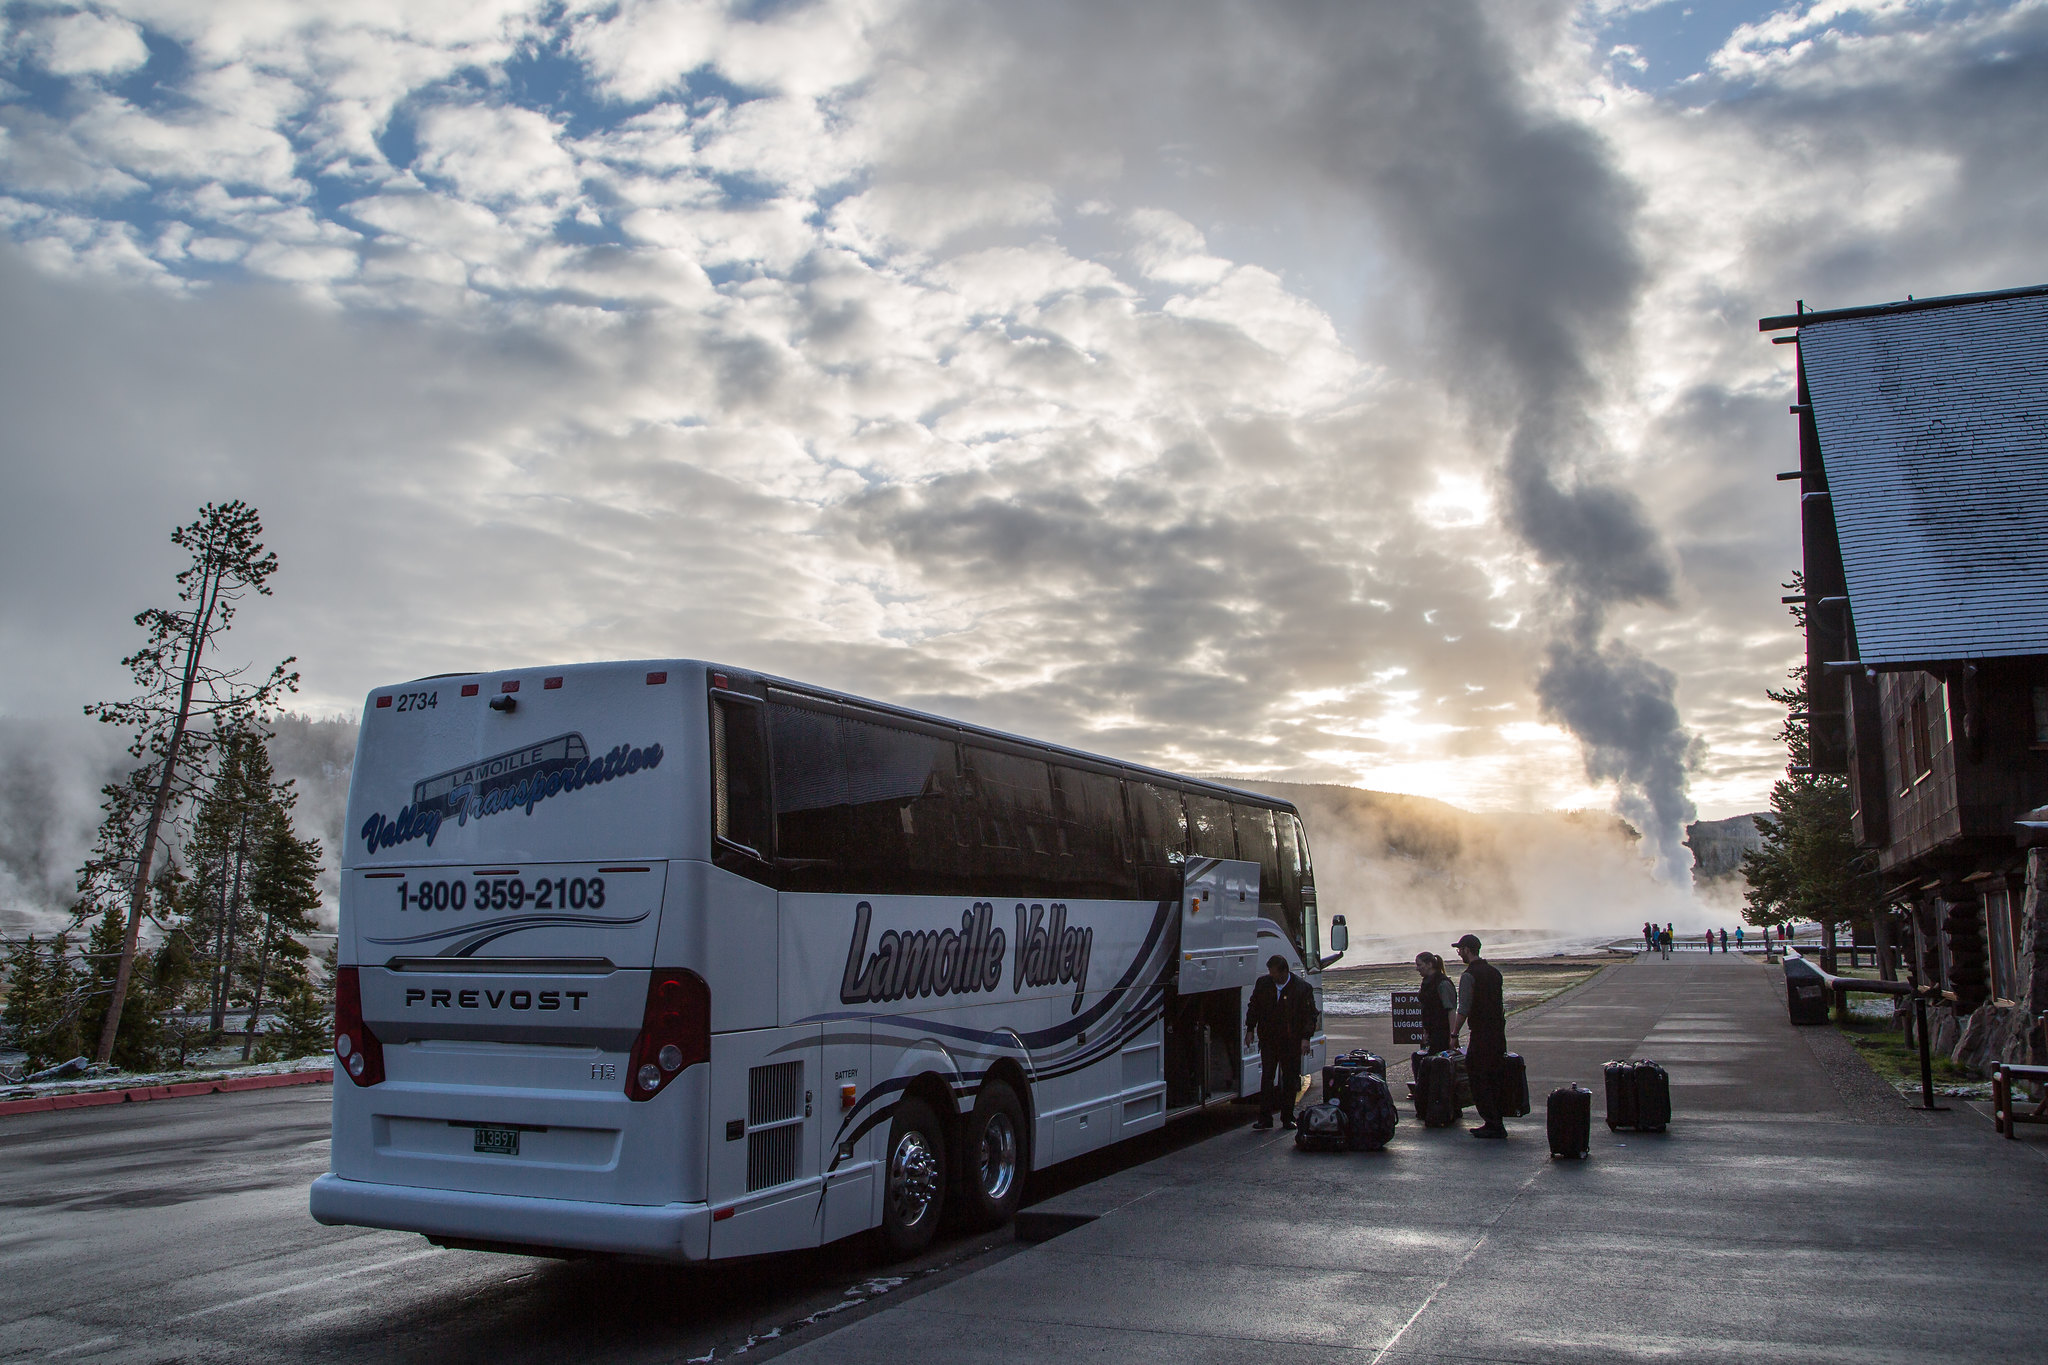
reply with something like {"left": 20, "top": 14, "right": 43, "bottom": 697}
{"left": 1770, "top": 285, "right": 2048, "bottom": 666}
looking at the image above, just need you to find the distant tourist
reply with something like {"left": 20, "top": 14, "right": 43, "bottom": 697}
{"left": 1703, "top": 931, "right": 1714, "bottom": 954}
{"left": 1245, "top": 954, "right": 1316, "bottom": 1131}
{"left": 1735, "top": 926, "right": 1745, "bottom": 950}
{"left": 1450, "top": 934, "right": 1510, "bottom": 1140}
{"left": 1720, "top": 928, "right": 1729, "bottom": 953}
{"left": 1659, "top": 927, "right": 1672, "bottom": 959}
{"left": 1644, "top": 921, "right": 1655, "bottom": 952}
{"left": 1415, "top": 952, "right": 1457, "bottom": 1053}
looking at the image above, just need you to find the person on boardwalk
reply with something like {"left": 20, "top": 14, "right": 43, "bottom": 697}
{"left": 1735, "top": 926, "right": 1745, "bottom": 950}
{"left": 1245, "top": 954, "right": 1316, "bottom": 1131}
{"left": 1719, "top": 927, "right": 1728, "bottom": 953}
{"left": 1643, "top": 921, "right": 1655, "bottom": 952}
{"left": 1450, "top": 933, "right": 1509, "bottom": 1139}
{"left": 1415, "top": 952, "right": 1457, "bottom": 1053}
{"left": 1658, "top": 926, "right": 1672, "bottom": 959}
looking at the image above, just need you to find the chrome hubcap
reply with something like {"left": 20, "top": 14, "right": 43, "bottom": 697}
{"left": 888, "top": 1129, "right": 939, "bottom": 1229}
{"left": 979, "top": 1112, "right": 1017, "bottom": 1202}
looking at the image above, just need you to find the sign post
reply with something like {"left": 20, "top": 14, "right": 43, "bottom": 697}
{"left": 1390, "top": 989, "right": 1424, "bottom": 1047}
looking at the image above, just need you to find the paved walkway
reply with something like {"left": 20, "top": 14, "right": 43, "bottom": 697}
{"left": 781, "top": 952, "right": 2048, "bottom": 1364}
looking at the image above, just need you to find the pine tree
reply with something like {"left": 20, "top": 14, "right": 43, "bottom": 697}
{"left": 4, "top": 936, "right": 50, "bottom": 1072}
{"left": 239, "top": 816, "right": 322, "bottom": 1061}
{"left": 260, "top": 978, "right": 331, "bottom": 1062}
{"left": 82, "top": 501, "right": 298, "bottom": 1063}
{"left": 183, "top": 732, "right": 287, "bottom": 1039}
{"left": 1742, "top": 585, "right": 1880, "bottom": 939}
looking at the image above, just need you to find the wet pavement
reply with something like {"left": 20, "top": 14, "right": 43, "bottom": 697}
{"left": 774, "top": 952, "right": 2048, "bottom": 1364}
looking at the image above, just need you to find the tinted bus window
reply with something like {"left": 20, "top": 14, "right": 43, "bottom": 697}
{"left": 842, "top": 716, "right": 963, "bottom": 892}
{"left": 769, "top": 701, "right": 849, "bottom": 867}
{"left": 1233, "top": 805, "right": 1281, "bottom": 903}
{"left": 1049, "top": 765, "right": 1131, "bottom": 897}
{"left": 1127, "top": 781, "right": 1186, "bottom": 866}
{"left": 711, "top": 694, "right": 771, "bottom": 857}
{"left": 963, "top": 747, "right": 1056, "bottom": 856}
{"left": 1185, "top": 792, "right": 1236, "bottom": 860}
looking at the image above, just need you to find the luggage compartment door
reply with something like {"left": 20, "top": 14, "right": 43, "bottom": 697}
{"left": 708, "top": 1024, "right": 823, "bottom": 1257}
{"left": 1178, "top": 858, "right": 1260, "bottom": 993}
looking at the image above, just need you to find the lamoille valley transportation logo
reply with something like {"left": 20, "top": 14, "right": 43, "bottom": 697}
{"left": 838, "top": 900, "right": 1095, "bottom": 1013}
{"left": 359, "top": 731, "right": 665, "bottom": 854}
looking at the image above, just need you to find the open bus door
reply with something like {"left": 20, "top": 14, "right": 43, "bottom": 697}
{"left": 1164, "top": 857, "right": 1261, "bottom": 1110}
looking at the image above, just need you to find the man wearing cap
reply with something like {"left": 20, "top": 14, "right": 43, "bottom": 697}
{"left": 1244, "top": 954, "right": 1316, "bottom": 1130}
{"left": 1450, "top": 933, "right": 1509, "bottom": 1139}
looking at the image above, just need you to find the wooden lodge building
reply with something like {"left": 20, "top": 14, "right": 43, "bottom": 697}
{"left": 1761, "top": 283, "right": 2048, "bottom": 1070}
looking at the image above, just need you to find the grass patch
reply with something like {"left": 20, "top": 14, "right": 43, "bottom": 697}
{"left": 1832, "top": 1014, "right": 1978, "bottom": 1089}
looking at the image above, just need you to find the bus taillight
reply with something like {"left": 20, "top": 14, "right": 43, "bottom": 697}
{"left": 627, "top": 969, "right": 710, "bottom": 1101}
{"left": 334, "top": 967, "right": 386, "bottom": 1086}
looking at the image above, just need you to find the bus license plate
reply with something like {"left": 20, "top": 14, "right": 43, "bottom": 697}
{"left": 473, "top": 1126, "right": 520, "bottom": 1156}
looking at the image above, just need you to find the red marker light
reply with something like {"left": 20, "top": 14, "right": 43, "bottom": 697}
{"left": 544, "top": 677, "right": 563, "bottom": 690}
{"left": 710, "top": 673, "right": 728, "bottom": 689}
{"left": 461, "top": 683, "right": 479, "bottom": 697}
{"left": 375, "top": 696, "right": 392, "bottom": 708}
{"left": 501, "top": 680, "right": 519, "bottom": 694}
{"left": 713, "top": 1207, "right": 735, "bottom": 1222}
{"left": 647, "top": 671, "right": 668, "bottom": 685}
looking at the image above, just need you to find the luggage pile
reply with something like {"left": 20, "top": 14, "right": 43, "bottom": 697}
{"left": 1409, "top": 1049, "right": 1469, "bottom": 1128}
{"left": 1296, "top": 1055, "right": 1400, "bottom": 1153}
{"left": 1602, "top": 1059, "right": 1671, "bottom": 1132}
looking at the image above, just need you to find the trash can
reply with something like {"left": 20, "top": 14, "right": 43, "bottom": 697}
{"left": 1784, "top": 958, "right": 1830, "bottom": 1025}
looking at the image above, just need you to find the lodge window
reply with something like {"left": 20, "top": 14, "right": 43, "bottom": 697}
{"left": 2033, "top": 683, "right": 2048, "bottom": 746}
{"left": 1908, "top": 693, "right": 1933, "bottom": 783}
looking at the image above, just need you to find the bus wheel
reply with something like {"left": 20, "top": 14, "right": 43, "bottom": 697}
{"left": 881, "top": 1097, "right": 947, "bottom": 1256}
{"left": 958, "top": 1081, "right": 1026, "bottom": 1228}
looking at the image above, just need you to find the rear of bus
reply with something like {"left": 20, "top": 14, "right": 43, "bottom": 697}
{"left": 310, "top": 660, "right": 718, "bottom": 1259}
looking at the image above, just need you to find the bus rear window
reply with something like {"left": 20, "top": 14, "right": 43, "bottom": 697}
{"left": 712, "top": 694, "right": 771, "bottom": 857}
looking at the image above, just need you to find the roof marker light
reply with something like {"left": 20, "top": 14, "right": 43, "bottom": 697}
{"left": 647, "top": 671, "right": 669, "bottom": 685}
{"left": 710, "top": 673, "right": 728, "bottom": 689}
{"left": 375, "top": 696, "right": 392, "bottom": 708}
{"left": 544, "top": 677, "right": 563, "bottom": 690}
{"left": 501, "top": 680, "right": 519, "bottom": 694}
{"left": 461, "top": 684, "right": 480, "bottom": 697}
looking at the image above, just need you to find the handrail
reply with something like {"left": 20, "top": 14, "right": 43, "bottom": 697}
{"left": 1781, "top": 949, "right": 1920, "bottom": 996}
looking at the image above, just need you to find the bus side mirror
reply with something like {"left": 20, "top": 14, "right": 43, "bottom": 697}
{"left": 1329, "top": 915, "right": 1348, "bottom": 954}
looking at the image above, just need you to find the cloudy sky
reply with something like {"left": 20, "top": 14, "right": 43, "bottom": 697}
{"left": 3, "top": 0, "right": 2044, "bottom": 884}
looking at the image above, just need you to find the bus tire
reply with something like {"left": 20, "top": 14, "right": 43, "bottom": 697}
{"left": 957, "top": 1080, "right": 1027, "bottom": 1229}
{"left": 881, "top": 1096, "right": 947, "bottom": 1257}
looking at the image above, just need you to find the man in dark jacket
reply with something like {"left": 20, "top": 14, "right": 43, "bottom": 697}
{"left": 1245, "top": 954, "right": 1316, "bottom": 1130}
{"left": 1450, "top": 933, "right": 1508, "bottom": 1139}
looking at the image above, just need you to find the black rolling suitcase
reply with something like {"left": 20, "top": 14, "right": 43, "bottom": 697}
{"left": 1547, "top": 1085, "right": 1591, "bottom": 1159}
{"left": 1603, "top": 1060, "right": 1638, "bottom": 1130}
{"left": 1500, "top": 1052, "right": 1531, "bottom": 1118}
{"left": 1631, "top": 1059, "right": 1670, "bottom": 1132}
{"left": 1417, "top": 1051, "right": 1461, "bottom": 1128}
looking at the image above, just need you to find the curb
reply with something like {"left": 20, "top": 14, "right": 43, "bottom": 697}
{"left": 0, "top": 1068, "right": 332, "bottom": 1118}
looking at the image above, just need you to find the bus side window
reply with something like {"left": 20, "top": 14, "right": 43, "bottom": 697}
{"left": 1049, "top": 765, "right": 1132, "bottom": 898}
{"left": 1184, "top": 792, "right": 1235, "bottom": 861}
{"left": 842, "top": 716, "right": 963, "bottom": 894}
{"left": 769, "top": 700, "right": 852, "bottom": 877}
{"left": 1126, "top": 781, "right": 1186, "bottom": 867}
{"left": 711, "top": 694, "right": 772, "bottom": 858}
{"left": 1232, "top": 806, "right": 1282, "bottom": 906}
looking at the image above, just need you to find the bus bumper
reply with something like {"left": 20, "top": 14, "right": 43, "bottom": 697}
{"left": 310, "top": 1174, "right": 713, "bottom": 1261}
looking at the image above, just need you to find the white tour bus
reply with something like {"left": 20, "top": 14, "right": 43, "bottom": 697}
{"left": 311, "top": 660, "right": 1343, "bottom": 1261}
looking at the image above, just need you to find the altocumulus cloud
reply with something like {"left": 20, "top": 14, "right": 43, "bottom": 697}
{"left": 4, "top": 0, "right": 2048, "bottom": 906}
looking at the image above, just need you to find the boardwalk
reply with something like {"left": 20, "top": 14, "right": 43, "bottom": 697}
{"left": 778, "top": 952, "right": 2047, "bottom": 1364}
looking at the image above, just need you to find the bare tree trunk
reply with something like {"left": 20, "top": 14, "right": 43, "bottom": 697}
{"left": 211, "top": 810, "right": 250, "bottom": 1036}
{"left": 242, "top": 918, "right": 276, "bottom": 1062}
{"left": 95, "top": 551, "right": 219, "bottom": 1065}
